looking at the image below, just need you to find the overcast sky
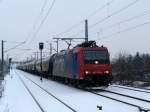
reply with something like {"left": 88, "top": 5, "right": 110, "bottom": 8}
{"left": 0, "top": 0, "right": 150, "bottom": 61}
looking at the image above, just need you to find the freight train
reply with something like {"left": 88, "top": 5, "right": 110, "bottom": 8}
{"left": 18, "top": 41, "right": 112, "bottom": 87}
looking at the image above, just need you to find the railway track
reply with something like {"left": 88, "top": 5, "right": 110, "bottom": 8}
{"left": 91, "top": 88, "right": 150, "bottom": 103}
{"left": 16, "top": 70, "right": 150, "bottom": 112}
{"left": 83, "top": 88, "right": 150, "bottom": 112}
{"left": 17, "top": 73, "right": 46, "bottom": 112}
{"left": 111, "top": 85, "right": 150, "bottom": 94}
{"left": 123, "top": 85, "right": 150, "bottom": 91}
{"left": 16, "top": 71, "right": 77, "bottom": 112}
{"left": 144, "top": 88, "right": 150, "bottom": 90}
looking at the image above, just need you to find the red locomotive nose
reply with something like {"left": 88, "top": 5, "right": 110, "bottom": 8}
{"left": 84, "top": 64, "right": 111, "bottom": 76}
{"left": 77, "top": 46, "right": 112, "bottom": 86}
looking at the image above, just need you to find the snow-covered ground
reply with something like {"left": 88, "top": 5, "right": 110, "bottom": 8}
{"left": 97, "top": 90, "right": 150, "bottom": 109}
{"left": 0, "top": 69, "right": 148, "bottom": 112}
{"left": 0, "top": 80, "right": 4, "bottom": 97}
{"left": 106, "top": 86, "right": 150, "bottom": 101}
{"left": 0, "top": 71, "right": 43, "bottom": 112}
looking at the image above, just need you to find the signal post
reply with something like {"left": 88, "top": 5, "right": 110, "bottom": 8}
{"left": 39, "top": 42, "right": 44, "bottom": 81}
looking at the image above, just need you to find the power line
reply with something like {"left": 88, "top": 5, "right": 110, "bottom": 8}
{"left": 13, "top": 48, "right": 31, "bottom": 51}
{"left": 4, "top": 41, "right": 26, "bottom": 53}
{"left": 87, "top": 0, "right": 115, "bottom": 19}
{"left": 104, "top": 9, "right": 150, "bottom": 30}
{"left": 33, "top": 0, "right": 49, "bottom": 30}
{"left": 90, "top": 0, "right": 140, "bottom": 28}
{"left": 98, "top": 20, "right": 150, "bottom": 40}
{"left": 40, "top": 0, "right": 49, "bottom": 15}
{"left": 56, "top": 0, "right": 115, "bottom": 37}
{"left": 64, "top": 0, "right": 140, "bottom": 39}
{"left": 24, "top": 0, "right": 50, "bottom": 44}
{"left": 4, "top": 41, "right": 26, "bottom": 44}
{"left": 76, "top": 21, "right": 150, "bottom": 40}
{"left": 90, "top": 9, "right": 150, "bottom": 35}
{"left": 29, "top": 0, "right": 56, "bottom": 44}
{"left": 35, "top": 0, "right": 56, "bottom": 35}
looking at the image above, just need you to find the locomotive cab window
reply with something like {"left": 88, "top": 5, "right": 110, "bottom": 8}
{"left": 84, "top": 50, "right": 110, "bottom": 64}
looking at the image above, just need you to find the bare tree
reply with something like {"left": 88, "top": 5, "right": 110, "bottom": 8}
{"left": 112, "top": 52, "right": 150, "bottom": 86}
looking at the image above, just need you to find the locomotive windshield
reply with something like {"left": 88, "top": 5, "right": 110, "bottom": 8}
{"left": 84, "top": 50, "right": 110, "bottom": 64}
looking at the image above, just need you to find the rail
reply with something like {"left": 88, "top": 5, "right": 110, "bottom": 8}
{"left": 112, "top": 85, "right": 150, "bottom": 94}
{"left": 16, "top": 71, "right": 77, "bottom": 112}
{"left": 81, "top": 88, "right": 150, "bottom": 112}
{"left": 17, "top": 74, "right": 45, "bottom": 112}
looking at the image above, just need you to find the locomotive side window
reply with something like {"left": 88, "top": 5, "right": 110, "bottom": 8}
{"left": 84, "top": 50, "right": 110, "bottom": 64}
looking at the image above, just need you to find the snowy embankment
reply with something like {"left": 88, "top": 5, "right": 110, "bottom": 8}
{"left": 0, "top": 72, "right": 42, "bottom": 112}
{"left": 0, "top": 69, "right": 142, "bottom": 112}
{"left": 0, "top": 80, "right": 4, "bottom": 97}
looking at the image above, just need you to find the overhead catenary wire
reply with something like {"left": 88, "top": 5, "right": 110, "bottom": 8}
{"left": 32, "top": 0, "right": 49, "bottom": 31}
{"left": 23, "top": 0, "right": 144, "bottom": 60}
{"left": 90, "top": 0, "right": 140, "bottom": 28}
{"left": 86, "top": 0, "right": 115, "bottom": 19}
{"left": 56, "top": 0, "right": 140, "bottom": 40}
{"left": 103, "top": 9, "right": 150, "bottom": 30}
{"left": 73, "top": 20, "right": 150, "bottom": 41}
{"left": 98, "top": 20, "right": 150, "bottom": 40}
{"left": 4, "top": 41, "right": 26, "bottom": 53}
{"left": 24, "top": 0, "right": 50, "bottom": 43}
{"left": 40, "top": 0, "right": 49, "bottom": 15}
{"left": 28, "top": 0, "right": 56, "bottom": 44}
{"left": 13, "top": 48, "right": 31, "bottom": 51}
{"left": 90, "top": 9, "right": 150, "bottom": 35}
{"left": 56, "top": 0, "right": 115, "bottom": 37}
{"left": 4, "top": 41, "right": 26, "bottom": 44}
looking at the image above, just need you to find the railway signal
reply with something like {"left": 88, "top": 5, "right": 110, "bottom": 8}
{"left": 39, "top": 42, "right": 44, "bottom": 81}
{"left": 9, "top": 58, "right": 12, "bottom": 74}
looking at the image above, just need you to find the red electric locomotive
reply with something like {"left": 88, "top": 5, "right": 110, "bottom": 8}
{"left": 52, "top": 41, "right": 112, "bottom": 86}
{"left": 18, "top": 41, "right": 112, "bottom": 87}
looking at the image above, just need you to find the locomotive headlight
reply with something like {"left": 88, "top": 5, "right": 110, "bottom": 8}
{"left": 104, "top": 70, "right": 109, "bottom": 74}
{"left": 85, "top": 71, "right": 90, "bottom": 74}
{"left": 94, "top": 60, "right": 99, "bottom": 64}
